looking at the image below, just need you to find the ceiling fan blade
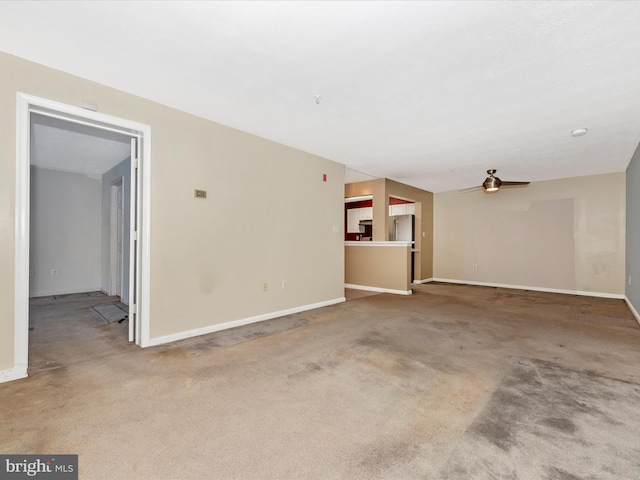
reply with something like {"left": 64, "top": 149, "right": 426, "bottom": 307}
{"left": 501, "top": 181, "right": 530, "bottom": 186}
{"left": 460, "top": 186, "right": 483, "bottom": 192}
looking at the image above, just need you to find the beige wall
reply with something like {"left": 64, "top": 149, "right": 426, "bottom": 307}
{"left": 345, "top": 244, "right": 411, "bottom": 293}
{"left": 345, "top": 178, "right": 434, "bottom": 281}
{"left": 434, "top": 173, "right": 626, "bottom": 295}
{"left": 0, "top": 52, "right": 345, "bottom": 371}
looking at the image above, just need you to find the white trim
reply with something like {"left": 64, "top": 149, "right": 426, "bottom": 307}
{"left": 14, "top": 94, "right": 30, "bottom": 378}
{"left": 345, "top": 241, "right": 412, "bottom": 247}
{"left": 624, "top": 296, "right": 640, "bottom": 327}
{"left": 431, "top": 278, "right": 625, "bottom": 299}
{"left": 147, "top": 297, "right": 346, "bottom": 347}
{"left": 129, "top": 138, "right": 138, "bottom": 343}
{"left": 412, "top": 278, "right": 434, "bottom": 285}
{"left": 28, "top": 101, "right": 148, "bottom": 134}
{"left": 29, "top": 287, "right": 105, "bottom": 298}
{"left": 345, "top": 283, "right": 412, "bottom": 296}
{"left": 139, "top": 134, "right": 152, "bottom": 347}
{"left": 0, "top": 367, "right": 28, "bottom": 383}
{"left": 345, "top": 195, "right": 373, "bottom": 203}
{"left": 12, "top": 93, "right": 152, "bottom": 383}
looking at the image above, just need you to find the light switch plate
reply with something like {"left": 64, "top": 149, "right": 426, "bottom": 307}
{"left": 194, "top": 189, "right": 207, "bottom": 198}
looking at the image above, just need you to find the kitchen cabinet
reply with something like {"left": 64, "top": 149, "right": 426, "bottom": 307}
{"left": 347, "top": 207, "right": 373, "bottom": 233}
{"left": 347, "top": 209, "right": 360, "bottom": 233}
{"left": 389, "top": 204, "right": 403, "bottom": 216}
{"left": 359, "top": 207, "right": 373, "bottom": 220}
{"left": 389, "top": 203, "right": 415, "bottom": 216}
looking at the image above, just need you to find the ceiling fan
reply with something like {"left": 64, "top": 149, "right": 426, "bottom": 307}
{"left": 463, "top": 169, "right": 530, "bottom": 193}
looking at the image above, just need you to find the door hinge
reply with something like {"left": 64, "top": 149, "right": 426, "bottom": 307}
{"left": 133, "top": 156, "right": 139, "bottom": 169}
{"left": 133, "top": 231, "right": 138, "bottom": 241}
{"left": 130, "top": 304, "right": 137, "bottom": 315}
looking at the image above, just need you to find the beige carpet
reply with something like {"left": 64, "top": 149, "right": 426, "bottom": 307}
{"left": 2, "top": 283, "right": 640, "bottom": 479}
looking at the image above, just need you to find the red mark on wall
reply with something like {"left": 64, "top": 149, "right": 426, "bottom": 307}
{"left": 323, "top": 174, "right": 327, "bottom": 182}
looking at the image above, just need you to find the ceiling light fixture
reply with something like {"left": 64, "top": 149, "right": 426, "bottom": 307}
{"left": 459, "top": 169, "right": 530, "bottom": 193}
{"left": 482, "top": 172, "right": 501, "bottom": 193}
{"left": 571, "top": 128, "right": 588, "bottom": 137}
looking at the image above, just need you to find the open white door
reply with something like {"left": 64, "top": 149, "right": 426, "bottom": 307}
{"left": 128, "top": 137, "right": 142, "bottom": 343}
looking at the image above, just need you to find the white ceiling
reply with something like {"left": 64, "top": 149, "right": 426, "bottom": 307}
{"left": 4, "top": 1, "right": 640, "bottom": 192}
{"left": 31, "top": 114, "right": 131, "bottom": 176}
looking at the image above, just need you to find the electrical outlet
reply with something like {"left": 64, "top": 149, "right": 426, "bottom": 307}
{"left": 282, "top": 280, "right": 288, "bottom": 290}
{"left": 473, "top": 264, "right": 478, "bottom": 270}
{"left": 29, "top": 270, "right": 34, "bottom": 277}
{"left": 629, "top": 276, "right": 632, "bottom": 286}
{"left": 51, "top": 269, "right": 58, "bottom": 276}
{"left": 263, "top": 282, "right": 268, "bottom": 292}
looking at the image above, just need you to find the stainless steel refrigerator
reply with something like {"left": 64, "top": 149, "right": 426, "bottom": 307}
{"left": 391, "top": 214, "right": 414, "bottom": 242}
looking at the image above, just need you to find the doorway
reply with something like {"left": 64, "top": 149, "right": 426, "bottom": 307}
{"left": 13, "top": 94, "right": 152, "bottom": 380}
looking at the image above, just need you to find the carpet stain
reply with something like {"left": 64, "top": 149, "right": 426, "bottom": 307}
{"left": 546, "top": 466, "right": 584, "bottom": 480}
{"left": 174, "top": 316, "right": 308, "bottom": 355}
{"left": 355, "top": 331, "right": 390, "bottom": 348}
{"left": 302, "top": 362, "right": 323, "bottom": 373}
{"left": 540, "top": 417, "right": 577, "bottom": 433}
{"left": 472, "top": 418, "right": 517, "bottom": 452}
{"left": 438, "top": 358, "right": 640, "bottom": 479}
{"left": 357, "top": 441, "right": 421, "bottom": 473}
{"left": 287, "top": 361, "right": 333, "bottom": 380}
{"left": 359, "top": 351, "right": 413, "bottom": 378}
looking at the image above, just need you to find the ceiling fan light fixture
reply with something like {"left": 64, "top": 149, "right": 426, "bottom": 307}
{"left": 482, "top": 170, "right": 502, "bottom": 192}
{"left": 571, "top": 128, "right": 588, "bottom": 137}
{"left": 461, "top": 169, "right": 530, "bottom": 194}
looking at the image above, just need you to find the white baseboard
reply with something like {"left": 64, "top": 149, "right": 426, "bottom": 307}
{"left": 624, "top": 296, "right": 640, "bottom": 327}
{"left": 430, "top": 278, "right": 625, "bottom": 299}
{"left": 412, "top": 278, "right": 433, "bottom": 285}
{"left": 0, "top": 367, "right": 28, "bottom": 384}
{"left": 29, "top": 286, "right": 104, "bottom": 298}
{"left": 345, "top": 283, "right": 412, "bottom": 296}
{"left": 147, "top": 297, "right": 346, "bottom": 347}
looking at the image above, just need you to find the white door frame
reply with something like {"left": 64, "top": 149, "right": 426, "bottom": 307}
{"left": 13, "top": 93, "right": 152, "bottom": 379}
